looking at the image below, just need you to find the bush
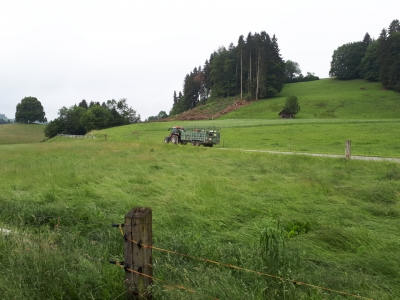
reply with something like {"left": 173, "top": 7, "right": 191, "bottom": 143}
{"left": 283, "top": 95, "right": 300, "bottom": 116}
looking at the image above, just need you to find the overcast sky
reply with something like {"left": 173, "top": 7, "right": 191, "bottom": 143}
{"left": 0, "top": 1, "right": 399, "bottom": 121}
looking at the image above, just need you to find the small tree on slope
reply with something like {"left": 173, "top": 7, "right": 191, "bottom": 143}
{"left": 283, "top": 95, "right": 300, "bottom": 116}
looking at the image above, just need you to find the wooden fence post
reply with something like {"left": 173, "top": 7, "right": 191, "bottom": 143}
{"left": 345, "top": 140, "right": 351, "bottom": 160}
{"left": 124, "top": 207, "right": 153, "bottom": 299}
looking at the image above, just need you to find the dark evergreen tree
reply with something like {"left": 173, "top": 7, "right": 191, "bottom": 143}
{"left": 360, "top": 41, "right": 380, "bottom": 81}
{"left": 388, "top": 19, "right": 400, "bottom": 35}
{"left": 379, "top": 28, "right": 391, "bottom": 87}
{"left": 245, "top": 32, "right": 255, "bottom": 98}
{"left": 203, "top": 58, "right": 213, "bottom": 98}
{"left": 237, "top": 35, "right": 245, "bottom": 99}
{"left": 173, "top": 91, "right": 177, "bottom": 106}
{"left": 264, "top": 34, "right": 285, "bottom": 97}
{"left": 78, "top": 99, "right": 88, "bottom": 109}
{"left": 363, "top": 32, "right": 372, "bottom": 49}
{"left": 210, "top": 47, "right": 236, "bottom": 98}
{"left": 379, "top": 20, "right": 400, "bottom": 91}
{"left": 385, "top": 32, "right": 400, "bottom": 91}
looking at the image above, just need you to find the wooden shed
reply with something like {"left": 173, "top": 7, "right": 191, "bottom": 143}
{"left": 278, "top": 110, "right": 294, "bottom": 119}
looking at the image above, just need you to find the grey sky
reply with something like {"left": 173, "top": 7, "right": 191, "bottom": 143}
{"left": 0, "top": 0, "right": 398, "bottom": 121}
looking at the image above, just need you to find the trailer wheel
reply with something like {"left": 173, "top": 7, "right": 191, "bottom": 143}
{"left": 181, "top": 141, "right": 187, "bottom": 145}
{"left": 164, "top": 137, "right": 171, "bottom": 143}
{"left": 196, "top": 141, "right": 201, "bottom": 146}
{"left": 192, "top": 141, "right": 196, "bottom": 146}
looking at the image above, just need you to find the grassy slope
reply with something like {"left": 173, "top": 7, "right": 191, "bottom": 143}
{"left": 0, "top": 123, "right": 46, "bottom": 145}
{"left": 220, "top": 78, "right": 400, "bottom": 119}
{"left": 97, "top": 120, "right": 400, "bottom": 158}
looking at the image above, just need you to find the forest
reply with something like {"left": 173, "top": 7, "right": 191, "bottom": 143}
{"left": 169, "top": 19, "right": 400, "bottom": 118}
{"left": 170, "top": 31, "right": 288, "bottom": 116}
{"left": 330, "top": 19, "right": 400, "bottom": 91}
{"left": 44, "top": 99, "right": 140, "bottom": 138}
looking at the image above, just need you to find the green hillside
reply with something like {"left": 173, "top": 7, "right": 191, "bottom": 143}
{"left": 219, "top": 78, "right": 400, "bottom": 119}
{"left": 94, "top": 78, "right": 400, "bottom": 158}
{"left": 1, "top": 78, "right": 400, "bottom": 299}
{"left": 0, "top": 123, "right": 46, "bottom": 145}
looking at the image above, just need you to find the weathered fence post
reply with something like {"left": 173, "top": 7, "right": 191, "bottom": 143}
{"left": 124, "top": 207, "right": 153, "bottom": 299}
{"left": 345, "top": 140, "right": 351, "bottom": 160}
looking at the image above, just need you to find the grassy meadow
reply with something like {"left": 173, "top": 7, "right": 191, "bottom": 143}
{"left": 97, "top": 118, "right": 400, "bottom": 158}
{"left": 0, "top": 123, "right": 46, "bottom": 145}
{"left": 220, "top": 78, "right": 400, "bottom": 119}
{"left": 1, "top": 78, "right": 400, "bottom": 299}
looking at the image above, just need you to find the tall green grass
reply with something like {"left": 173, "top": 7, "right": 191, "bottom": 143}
{"left": 0, "top": 138, "right": 399, "bottom": 299}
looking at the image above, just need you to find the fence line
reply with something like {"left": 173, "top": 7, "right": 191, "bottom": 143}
{"left": 57, "top": 134, "right": 95, "bottom": 139}
{"left": 115, "top": 224, "right": 373, "bottom": 300}
{"left": 110, "top": 260, "right": 218, "bottom": 299}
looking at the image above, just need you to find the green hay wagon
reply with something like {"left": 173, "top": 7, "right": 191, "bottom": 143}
{"left": 164, "top": 126, "right": 220, "bottom": 147}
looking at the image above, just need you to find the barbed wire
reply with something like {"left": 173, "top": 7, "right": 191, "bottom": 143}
{"left": 117, "top": 225, "right": 373, "bottom": 300}
{"left": 111, "top": 260, "right": 218, "bottom": 299}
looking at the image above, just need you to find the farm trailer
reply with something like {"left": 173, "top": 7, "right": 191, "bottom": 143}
{"left": 164, "top": 126, "right": 220, "bottom": 147}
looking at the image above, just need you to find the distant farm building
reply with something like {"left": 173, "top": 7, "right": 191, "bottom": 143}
{"left": 278, "top": 110, "right": 294, "bottom": 119}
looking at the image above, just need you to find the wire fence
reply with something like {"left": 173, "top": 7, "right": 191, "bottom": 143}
{"left": 57, "top": 134, "right": 95, "bottom": 138}
{"left": 112, "top": 224, "right": 373, "bottom": 300}
{"left": 110, "top": 260, "right": 217, "bottom": 299}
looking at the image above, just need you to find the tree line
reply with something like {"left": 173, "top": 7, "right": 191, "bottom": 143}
{"left": 44, "top": 99, "right": 140, "bottom": 138}
{"left": 170, "top": 31, "right": 287, "bottom": 116}
{"left": 0, "top": 119, "right": 12, "bottom": 124}
{"left": 0, "top": 113, "right": 13, "bottom": 124}
{"left": 284, "top": 60, "right": 319, "bottom": 84}
{"left": 329, "top": 19, "right": 400, "bottom": 92}
{"left": 169, "top": 31, "right": 320, "bottom": 116}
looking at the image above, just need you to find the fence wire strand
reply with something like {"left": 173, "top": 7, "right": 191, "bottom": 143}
{"left": 113, "top": 261, "right": 218, "bottom": 299}
{"left": 118, "top": 225, "right": 373, "bottom": 300}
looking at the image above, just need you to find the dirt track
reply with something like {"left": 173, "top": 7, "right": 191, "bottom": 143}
{"left": 219, "top": 148, "right": 400, "bottom": 163}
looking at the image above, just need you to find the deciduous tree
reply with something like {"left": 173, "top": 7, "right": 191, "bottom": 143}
{"left": 15, "top": 97, "right": 47, "bottom": 123}
{"left": 285, "top": 60, "right": 302, "bottom": 82}
{"left": 80, "top": 105, "right": 112, "bottom": 132}
{"left": 157, "top": 111, "right": 168, "bottom": 119}
{"left": 282, "top": 95, "right": 300, "bottom": 116}
{"left": 329, "top": 42, "right": 365, "bottom": 79}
